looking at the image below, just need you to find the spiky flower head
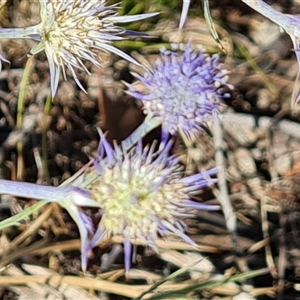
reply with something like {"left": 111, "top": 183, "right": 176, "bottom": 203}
{"left": 83, "top": 131, "right": 219, "bottom": 272}
{"left": 31, "top": 0, "right": 157, "bottom": 96}
{"left": 126, "top": 41, "right": 232, "bottom": 140}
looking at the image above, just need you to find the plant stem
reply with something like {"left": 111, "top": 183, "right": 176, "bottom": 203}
{"left": 0, "top": 25, "right": 40, "bottom": 40}
{"left": 121, "top": 115, "right": 161, "bottom": 150}
{"left": 0, "top": 179, "right": 70, "bottom": 201}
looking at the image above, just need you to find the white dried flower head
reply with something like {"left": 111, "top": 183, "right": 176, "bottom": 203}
{"left": 31, "top": 0, "right": 158, "bottom": 96}
{"left": 126, "top": 40, "right": 232, "bottom": 141}
{"left": 82, "top": 130, "right": 219, "bottom": 272}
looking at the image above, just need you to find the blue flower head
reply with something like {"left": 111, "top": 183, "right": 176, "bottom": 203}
{"left": 83, "top": 130, "right": 219, "bottom": 272}
{"left": 126, "top": 41, "right": 232, "bottom": 141}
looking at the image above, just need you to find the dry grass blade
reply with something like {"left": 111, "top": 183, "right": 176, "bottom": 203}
{"left": 212, "top": 118, "right": 237, "bottom": 249}
{"left": 3, "top": 264, "right": 99, "bottom": 300}
{"left": 1, "top": 265, "right": 206, "bottom": 299}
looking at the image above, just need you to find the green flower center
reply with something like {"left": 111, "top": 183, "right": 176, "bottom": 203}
{"left": 92, "top": 164, "right": 184, "bottom": 239}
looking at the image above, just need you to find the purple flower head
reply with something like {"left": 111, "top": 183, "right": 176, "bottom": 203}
{"left": 126, "top": 41, "right": 231, "bottom": 141}
{"left": 85, "top": 130, "right": 220, "bottom": 272}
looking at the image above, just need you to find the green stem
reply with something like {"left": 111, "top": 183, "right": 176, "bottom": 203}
{"left": 0, "top": 201, "right": 48, "bottom": 230}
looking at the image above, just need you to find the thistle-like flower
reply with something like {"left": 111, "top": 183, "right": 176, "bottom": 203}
{"left": 29, "top": 0, "right": 158, "bottom": 96}
{"left": 126, "top": 41, "right": 232, "bottom": 141}
{"left": 83, "top": 131, "right": 219, "bottom": 272}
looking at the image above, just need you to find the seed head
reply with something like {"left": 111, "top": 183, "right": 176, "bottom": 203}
{"left": 84, "top": 131, "right": 219, "bottom": 272}
{"left": 32, "top": 0, "right": 157, "bottom": 96}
